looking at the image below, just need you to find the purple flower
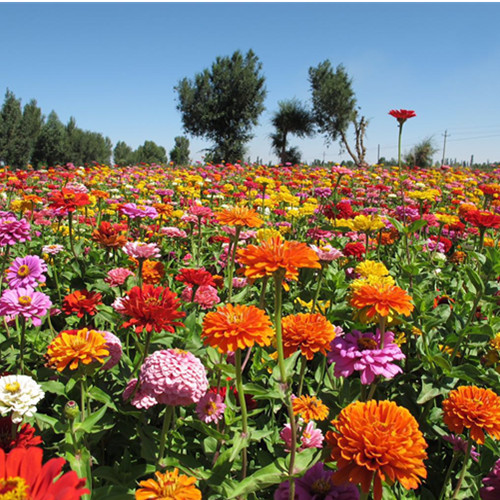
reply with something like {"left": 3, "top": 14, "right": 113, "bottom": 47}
{"left": 120, "top": 203, "right": 158, "bottom": 219}
{"left": 328, "top": 329, "right": 405, "bottom": 385}
{"left": 0, "top": 286, "right": 52, "bottom": 326}
{"left": 481, "top": 458, "right": 500, "bottom": 500}
{"left": 443, "top": 434, "right": 479, "bottom": 462}
{"left": 274, "top": 462, "right": 359, "bottom": 500}
{"left": 0, "top": 217, "right": 31, "bottom": 246}
{"left": 196, "top": 392, "right": 226, "bottom": 424}
{"left": 6, "top": 255, "right": 48, "bottom": 289}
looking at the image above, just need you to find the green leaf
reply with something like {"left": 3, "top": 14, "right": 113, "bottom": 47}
{"left": 73, "top": 404, "right": 108, "bottom": 434}
{"left": 405, "top": 219, "right": 428, "bottom": 234}
{"left": 464, "top": 266, "right": 485, "bottom": 295}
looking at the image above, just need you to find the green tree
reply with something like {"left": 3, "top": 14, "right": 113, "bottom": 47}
{"left": 405, "top": 137, "right": 438, "bottom": 168}
{"left": 169, "top": 136, "right": 190, "bottom": 165}
{"left": 65, "top": 117, "right": 112, "bottom": 165}
{"left": 31, "top": 111, "right": 67, "bottom": 167}
{"left": 0, "top": 90, "right": 26, "bottom": 168}
{"left": 134, "top": 140, "right": 167, "bottom": 165}
{"left": 270, "top": 99, "right": 314, "bottom": 164}
{"left": 309, "top": 60, "right": 368, "bottom": 167}
{"left": 175, "top": 49, "right": 266, "bottom": 163}
{"left": 21, "top": 99, "right": 44, "bottom": 167}
{"left": 113, "top": 141, "right": 135, "bottom": 166}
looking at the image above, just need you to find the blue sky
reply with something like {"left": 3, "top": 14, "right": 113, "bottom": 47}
{"left": 2, "top": 2, "right": 500, "bottom": 165}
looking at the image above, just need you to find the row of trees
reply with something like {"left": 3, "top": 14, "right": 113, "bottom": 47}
{"left": 0, "top": 90, "right": 191, "bottom": 168}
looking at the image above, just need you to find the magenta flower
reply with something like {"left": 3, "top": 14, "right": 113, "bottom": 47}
{"left": 0, "top": 217, "right": 31, "bottom": 246}
{"left": 101, "top": 331, "right": 123, "bottom": 370}
{"left": 42, "top": 244, "right": 65, "bottom": 255}
{"left": 105, "top": 267, "right": 135, "bottom": 287}
{"left": 122, "top": 241, "right": 161, "bottom": 260}
{"left": 123, "top": 349, "right": 208, "bottom": 409}
{"left": 196, "top": 392, "right": 226, "bottom": 424}
{"left": 310, "top": 243, "right": 343, "bottom": 262}
{"left": 328, "top": 329, "right": 405, "bottom": 385}
{"left": 481, "top": 458, "right": 500, "bottom": 500}
{"left": 6, "top": 255, "right": 48, "bottom": 289}
{"left": 274, "top": 462, "right": 359, "bottom": 500}
{"left": 443, "top": 434, "right": 479, "bottom": 463}
{"left": 280, "top": 421, "right": 324, "bottom": 452}
{"left": 0, "top": 286, "right": 52, "bottom": 326}
{"left": 161, "top": 227, "right": 188, "bottom": 238}
{"left": 181, "top": 284, "right": 220, "bottom": 310}
{"left": 120, "top": 203, "right": 158, "bottom": 219}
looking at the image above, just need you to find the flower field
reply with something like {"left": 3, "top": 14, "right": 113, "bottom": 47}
{"left": 0, "top": 160, "right": 499, "bottom": 499}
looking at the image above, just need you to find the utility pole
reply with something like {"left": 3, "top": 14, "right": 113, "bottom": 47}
{"left": 377, "top": 144, "right": 380, "bottom": 163}
{"left": 441, "top": 130, "right": 449, "bottom": 166}
{"left": 470, "top": 154, "right": 474, "bottom": 167}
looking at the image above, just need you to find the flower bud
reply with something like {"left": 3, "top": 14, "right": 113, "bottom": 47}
{"left": 64, "top": 400, "right": 80, "bottom": 421}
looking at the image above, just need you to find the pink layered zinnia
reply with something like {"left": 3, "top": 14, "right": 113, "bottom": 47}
{"left": 123, "top": 349, "right": 208, "bottom": 408}
{"left": 181, "top": 284, "right": 220, "bottom": 310}
{"left": 0, "top": 286, "right": 52, "bottom": 326}
{"left": 7, "top": 255, "right": 48, "bottom": 289}
{"left": 101, "top": 331, "right": 123, "bottom": 370}
{"left": 122, "top": 241, "right": 161, "bottom": 260}
{"left": 120, "top": 203, "right": 158, "bottom": 219}
{"left": 328, "top": 329, "right": 405, "bottom": 385}
{"left": 280, "top": 421, "right": 324, "bottom": 452}
{"left": 161, "top": 227, "right": 188, "bottom": 238}
{"left": 310, "top": 243, "right": 344, "bottom": 262}
{"left": 196, "top": 392, "right": 226, "bottom": 424}
{"left": 105, "top": 268, "right": 135, "bottom": 287}
{"left": 0, "top": 217, "right": 31, "bottom": 246}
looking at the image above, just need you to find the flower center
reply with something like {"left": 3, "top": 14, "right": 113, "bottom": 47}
{"left": 17, "top": 296, "right": 32, "bottom": 307}
{"left": 173, "top": 348, "right": 188, "bottom": 356}
{"left": 4, "top": 382, "right": 20, "bottom": 393}
{"left": 357, "top": 337, "right": 378, "bottom": 350}
{"left": 310, "top": 478, "right": 331, "bottom": 494}
{"left": 63, "top": 193, "right": 75, "bottom": 200}
{"left": 206, "top": 401, "right": 218, "bottom": 416}
{"left": 0, "top": 476, "right": 30, "bottom": 499}
{"left": 16, "top": 265, "right": 30, "bottom": 278}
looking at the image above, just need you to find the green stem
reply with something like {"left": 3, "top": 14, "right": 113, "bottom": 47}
{"left": 80, "top": 377, "right": 87, "bottom": 423}
{"left": 450, "top": 436, "right": 473, "bottom": 499}
{"left": 297, "top": 356, "right": 307, "bottom": 397}
{"left": 397, "top": 123, "right": 403, "bottom": 169}
{"left": 235, "top": 349, "right": 249, "bottom": 479}
{"left": 157, "top": 405, "right": 174, "bottom": 468}
{"left": 311, "top": 265, "right": 324, "bottom": 314}
{"left": 67, "top": 212, "right": 78, "bottom": 260}
{"left": 259, "top": 276, "right": 269, "bottom": 310}
{"left": 227, "top": 226, "right": 242, "bottom": 302}
{"left": 51, "top": 257, "right": 63, "bottom": 306}
{"left": 438, "top": 451, "right": 459, "bottom": 500}
{"left": 18, "top": 316, "right": 26, "bottom": 374}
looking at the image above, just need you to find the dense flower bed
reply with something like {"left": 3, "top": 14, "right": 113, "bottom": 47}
{"left": 0, "top": 161, "right": 499, "bottom": 499}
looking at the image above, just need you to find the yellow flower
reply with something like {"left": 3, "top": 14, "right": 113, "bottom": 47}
{"left": 351, "top": 215, "right": 385, "bottom": 232}
{"left": 350, "top": 274, "right": 395, "bottom": 293}
{"left": 256, "top": 228, "right": 282, "bottom": 242}
{"left": 355, "top": 260, "right": 389, "bottom": 278}
{"left": 435, "top": 213, "right": 460, "bottom": 226}
{"left": 331, "top": 218, "right": 354, "bottom": 230}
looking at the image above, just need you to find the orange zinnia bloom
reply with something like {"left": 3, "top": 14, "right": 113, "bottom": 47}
{"left": 292, "top": 395, "right": 329, "bottom": 422}
{"left": 350, "top": 283, "right": 414, "bottom": 320}
{"left": 237, "top": 236, "right": 321, "bottom": 281}
{"left": 326, "top": 400, "right": 427, "bottom": 500}
{"left": 135, "top": 469, "right": 201, "bottom": 500}
{"left": 442, "top": 385, "right": 500, "bottom": 444}
{"left": 216, "top": 206, "right": 263, "bottom": 228}
{"left": 281, "top": 313, "right": 336, "bottom": 360}
{"left": 201, "top": 303, "right": 274, "bottom": 353}
{"left": 141, "top": 259, "right": 165, "bottom": 285}
{"left": 47, "top": 328, "right": 109, "bottom": 371}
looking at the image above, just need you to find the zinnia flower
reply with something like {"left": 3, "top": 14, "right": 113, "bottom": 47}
{"left": 196, "top": 391, "right": 226, "bottom": 424}
{"left": 6, "top": 255, "right": 47, "bottom": 289}
{"left": 120, "top": 202, "right": 158, "bottom": 219}
{"left": 237, "top": 236, "right": 321, "bottom": 281}
{"left": 141, "top": 259, "right": 165, "bottom": 285}
{"left": 326, "top": 400, "right": 427, "bottom": 500}
{"left": 176, "top": 268, "right": 215, "bottom": 287}
{"left": 350, "top": 282, "right": 414, "bottom": 320}
{"left": 328, "top": 329, "right": 405, "bottom": 385}
{"left": 442, "top": 386, "right": 500, "bottom": 444}
{"left": 135, "top": 468, "right": 201, "bottom": 500}
{"left": 48, "top": 188, "right": 90, "bottom": 212}
{"left": 62, "top": 290, "right": 102, "bottom": 318}
{"left": 281, "top": 313, "right": 336, "bottom": 360}
{"left": 46, "top": 328, "right": 110, "bottom": 372}
{"left": 0, "top": 216, "right": 31, "bottom": 246}
{"left": 123, "top": 241, "right": 161, "bottom": 260}
{"left": 280, "top": 420, "right": 324, "bottom": 452}
{"left": 216, "top": 206, "right": 263, "bottom": 228}
{"left": 0, "top": 375, "right": 44, "bottom": 424}
{"left": 292, "top": 395, "right": 329, "bottom": 422}
{"left": 481, "top": 458, "right": 500, "bottom": 500}
{"left": 0, "top": 446, "right": 89, "bottom": 499}
{"left": 201, "top": 303, "right": 274, "bottom": 353}
{"left": 0, "top": 416, "right": 42, "bottom": 452}
{"left": 310, "top": 244, "right": 343, "bottom": 262}
{"left": 91, "top": 221, "right": 127, "bottom": 249}
{"left": 0, "top": 286, "right": 52, "bottom": 326}
{"left": 120, "top": 284, "right": 185, "bottom": 335}
{"left": 181, "top": 284, "right": 220, "bottom": 310}
{"left": 465, "top": 210, "right": 500, "bottom": 229}
{"left": 388, "top": 109, "right": 417, "bottom": 123}
{"left": 105, "top": 267, "right": 135, "bottom": 287}
{"left": 124, "top": 349, "right": 208, "bottom": 408}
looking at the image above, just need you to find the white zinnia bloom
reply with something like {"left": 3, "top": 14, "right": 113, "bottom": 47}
{"left": 0, "top": 375, "right": 45, "bottom": 423}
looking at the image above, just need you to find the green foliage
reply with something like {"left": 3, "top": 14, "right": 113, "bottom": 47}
{"left": 32, "top": 111, "right": 67, "bottom": 167}
{"left": 113, "top": 141, "right": 135, "bottom": 166}
{"left": 66, "top": 117, "right": 112, "bottom": 165}
{"left": 169, "top": 136, "right": 190, "bottom": 165}
{"left": 175, "top": 49, "right": 266, "bottom": 163}
{"left": 405, "top": 137, "right": 438, "bottom": 168}
{"left": 0, "top": 90, "right": 27, "bottom": 168}
{"left": 134, "top": 140, "right": 167, "bottom": 165}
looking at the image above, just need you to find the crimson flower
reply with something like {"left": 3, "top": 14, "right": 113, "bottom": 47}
{"left": 48, "top": 188, "right": 90, "bottom": 213}
{"left": 175, "top": 268, "right": 215, "bottom": 287}
{"left": 389, "top": 109, "right": 417, "bottom": 124}
{"left": 62, "top": 290, "right": 102, "bottom": 318}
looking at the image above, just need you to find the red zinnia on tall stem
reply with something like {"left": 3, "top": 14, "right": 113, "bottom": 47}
{"left": 62, "top": 290, "right": 102, "bottom": 318}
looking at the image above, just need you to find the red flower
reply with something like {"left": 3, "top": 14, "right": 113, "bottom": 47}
{"left": 465, "top": 210, "right": 500, "bottom": 229}
{"left": 343, "top": 242, "right": 366, "bottom": 260}
{"left": 120, "top": 284, "right": 185, "bottom": 334}
{"left": 175, "top": 268, "right": 215, "bottom": 287}
{"left": 389, "top": 109, "right": 417, "bottom": 124}
{"left": 429, "top": 235, "right": 453, "bottom": 253}
{"left": 62, "top": 290, "right": 102, "bottom": 318}
{"left": 48, "top": 188, "right": 90, "bottom": 213}
{"left": 0, "top": 416, "right": 42, "bottom": 452}
{"left": 0, "top": 446, "right": 89, "bottom": 499}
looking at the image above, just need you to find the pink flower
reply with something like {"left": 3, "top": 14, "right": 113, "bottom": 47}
{"left": 232, "top": 277, "right": 248, "bottom": 289}
{"left": 105, "top": 268, "right": 135, "bottom": 287}
{"left": 122, "top": 241, "right": 161, "bottom": 260}
{"left": 0, "top": 217, "right": 31, "bottom": 246}
{"left": 189, "top": 204, "right": 213, "bottom": 218}
{"left": 120, "top": 203, "right": 158, "bottom": 219}
{"left": 42, "top": 244, "right": 64, "bottom": 255}
{"left": 280, "top": 421, "right": 324, "bottom": 452}
{"left": 481, "top": 458, "right": 500, "bottom": 500}
{"left": 161, "top": 227, "right": 188, "bottom": 238}
{"left": 101, "top": 331, "right": 123, "bottom": 370}
{"left": 196, "top": 392, "right": 226, "bottom": 424}
{"left": 310, "top": 244, "right": 343, "bottom": 262}
{"left": 328, "top": 329, "right": 405, "bottom": 385}
{"left": 6, "top": 255, "right": 47, "bottom": 289}
{"left": 111, "top": 297, "right": 126, "bottom": 313}
{"left": 181, "top": 285, "right": 220, "bottom": 310}
{"left": 124, "top": 349, "right": 208, "bottom": 408}
{"left": 0, "top": 286, "right": 52, "bottom": 327}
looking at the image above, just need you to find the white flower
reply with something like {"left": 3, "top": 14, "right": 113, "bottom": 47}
{"left": 0, "top": 375, "right": 45, "bottom": 423}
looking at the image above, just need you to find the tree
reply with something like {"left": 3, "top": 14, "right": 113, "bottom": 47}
{"left": 175, "top": 49, "right": 266, "bottom": 163}
{"left": 0, "top": 90, "right": 25, "bottom": 168}
{"left": 134, "top": 141, "right": 167, "bottom": 165}
{"left": 270, "top": 99, "right": 314, "bottom": 164}
{"left": 31, "top": 111, "right": 67, "bottom": 167}
{"left": 309, "top": 61, "right": 368, "bottom": 167}
{"left": 169, "top": 136, "right": 190, "bottom": 165}
{"left": 21, "top": 99, "right": 44, "bottom": 167}
{"left": 113, "top": 141, "right": 135, "bottom": 166}
{"left": 405, "top": 137, "right": 438, "bottom": 168}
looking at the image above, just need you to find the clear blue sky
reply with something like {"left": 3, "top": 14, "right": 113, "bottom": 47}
{"left": 2, "top": 2, "right": 500, "bottom": 165}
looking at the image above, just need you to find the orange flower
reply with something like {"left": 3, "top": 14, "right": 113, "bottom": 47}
{"left": 216, "top": 206, "right": 263, "bottom": 228}
{"left": 46, "top": 328, "right": 109, "bottom": 371}
{"left": 350, "top": 283, "right": 414, "bottom": 320}
{"left": 201, "top": 303, "right": 274, "bottom": 353}
{"left": 292, "top": 395, "right": 329, "bottom": 422}
{"left": 91, "top": 221, "right": 127, "bottom": 250}
{"left": 442, "top": 385, "right": 500, "bottom": 444}
{"left": 326, "top": 400, "right": 427, "bottom": 500}
{"left": 237, "top": 236, "right": 321, "bottom": 281}
{"left": 141, "top": 259, "right": 165, "bottom": 285}
{"left": 281, "top": 313, "right": 336, "bottom": 360}
{"left": 135, "top": 469, "right": 201, "bottom": 500}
